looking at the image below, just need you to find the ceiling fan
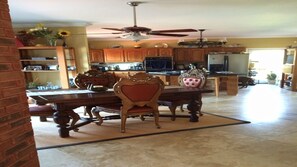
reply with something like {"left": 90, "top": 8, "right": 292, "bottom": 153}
{"left": 178, "top": 29, "right": 227, "bottom": 48}
{"left": 102, "top": 1, "right": 197, "bottom": 42}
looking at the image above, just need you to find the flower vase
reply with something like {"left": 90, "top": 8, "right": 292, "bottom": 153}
{"left": 48, "top": 39, "right": 56, "bottom": 46}
{"left": 55, "top": 39, "right": 64, "bottom": 46}
{"left": 62, "top": 39, "right": 67, "bottom": 47}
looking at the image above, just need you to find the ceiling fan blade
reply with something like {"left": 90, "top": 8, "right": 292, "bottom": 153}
{"left": 148, "top": 32, "right": 189, "bottom": 37}
{"left": 88, "top": 32, "right": 123, "bottom": 35}
{"left": 151, "top": 29, "right": 197, "bottom": 33}
{"left": 102, "top": 28, "right": 124, "bottom": 31}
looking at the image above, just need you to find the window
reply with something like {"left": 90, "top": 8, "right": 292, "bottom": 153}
{"left": 247, "top": 49, "right": 285, "bottom": 84}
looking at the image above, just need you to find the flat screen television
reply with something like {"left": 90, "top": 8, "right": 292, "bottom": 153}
{"left": 144, "top": 57, "right": 173, "bottom": 72}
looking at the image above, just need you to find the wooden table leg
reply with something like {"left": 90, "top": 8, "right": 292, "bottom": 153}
{"left": 53, "top": 110, "right": 71, "bottom": 138}
{"left": 186, "top": 93, "right": 201, "bottom": 122}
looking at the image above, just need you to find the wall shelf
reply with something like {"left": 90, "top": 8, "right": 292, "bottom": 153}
{"left": 18, "top": 46, "right": 77, "bottom": 89}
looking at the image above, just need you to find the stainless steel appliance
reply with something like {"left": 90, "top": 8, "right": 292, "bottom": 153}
{"left": 208, "top": 53, "right": 249, "bottom": 76}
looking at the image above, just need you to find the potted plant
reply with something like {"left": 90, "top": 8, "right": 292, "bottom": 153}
{"left": 267, "top": 72, "right": 277, "bottom": 84}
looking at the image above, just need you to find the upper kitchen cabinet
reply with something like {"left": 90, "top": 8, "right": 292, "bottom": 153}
{"left": 222, "top": 47, "right": 246, "bottom": 53}
{"left": 89, "top": 49, "right": 104, "bottom": 63}
{"left": 204, "top": 47, "right": 246, "bottom": 55}
{"left": 103, "top": 48, "right": 125, "bottom": 63}
{"left": 142, "top": 48, "right": 173, "bottom": 57}
{"left": 158, "top": 48, "right": 173, "bottom": 57}
{"left": 124, "top": 48, "right": 145, "bottom": 62}
{"left": 174, "top": 48, "right": 205, "bottom": 63}
{"left": 144, "top": 48, "right": 159, "bottom": 57}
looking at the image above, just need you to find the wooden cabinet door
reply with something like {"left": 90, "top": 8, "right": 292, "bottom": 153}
{"left": 223, "top": 47, "right": 246, "bottom": 53}
{"left": 89, "top": 49, "right": 104, "bottom": 63}
{"left": 204, "top": 47, "right": 224, "bottom": 55}
{"left": 144, "top": 48, "right": 158, "bottom": 57}
{"left": 124, "top": 49, "right": 144, "bottom": 62}
{"left": 104, "top": 49, "right": 124, "bottom": 62}
{"left": 190, "top": 49, "right": 205, "bottom": 62}
{"left": 158, "top": 48, "right": 173, "bottom": 57}
{"left": 174, "top": 48, "right": 189, "bottom": 62}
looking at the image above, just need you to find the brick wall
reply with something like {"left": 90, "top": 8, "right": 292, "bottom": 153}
{"left": 0, "top": 0, "right": 40, "bottom": 166}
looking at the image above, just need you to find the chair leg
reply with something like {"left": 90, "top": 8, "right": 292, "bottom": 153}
{"left": 154, "top": 111, "right": 161, "bottom": 129}
{"left": 180, "top": 104, "right": 185, "bottom": 112}
{"left": 121, "top": 113, "right": 127, "bottom": 133}
{"left": 39, "top": 116, "right": 47, "bottom": 122}
{"left": 66, "top": 110, "right": 80, "bottom": 132}
{"left": 84, "top": 106, "right": 93, "bottom": 118}
{"left": 92, "top": 107, "right": 103, "bottom": 125}
{"left": 169, "top": 105, "right": 177, "bottom": 121}
{"left": 140, "top": 115, "right": 145, "bottom": 121}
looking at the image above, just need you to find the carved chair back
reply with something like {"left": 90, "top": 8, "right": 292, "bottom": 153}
{"left": 113, "top": 73, "right": 165, "bottom": 132}
{"left": 74, "top": 70, "right": 116, "bottom": 89}
{"left": 74, "top": 70, "right": 116, "bottom": 118}
{"left": 178, "top": 68, "right": 207, "bottom": 89}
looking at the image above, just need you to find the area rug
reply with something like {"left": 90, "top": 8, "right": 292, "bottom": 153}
{"left": 32, "top": 108, "right": 250, "bottom": 150}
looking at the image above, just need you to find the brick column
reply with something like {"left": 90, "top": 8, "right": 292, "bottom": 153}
{"left": 0, "top": 0, "right": 40, "bottom": 166}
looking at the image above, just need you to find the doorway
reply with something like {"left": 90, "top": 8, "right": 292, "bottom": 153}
{"left": 247, "top": 48, "right": 285, "bottom": 84}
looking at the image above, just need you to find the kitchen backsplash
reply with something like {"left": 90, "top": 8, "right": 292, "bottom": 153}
{"left": 91, "top": 62, "right": 143, "bottom": 71}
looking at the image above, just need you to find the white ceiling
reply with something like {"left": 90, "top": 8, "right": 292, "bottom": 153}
{"left": 8, "top": 0, "right": 297, "bottom": 41}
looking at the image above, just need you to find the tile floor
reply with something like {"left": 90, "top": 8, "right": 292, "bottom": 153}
{"left": 37, "top": 84, "right": 297, "bottom": 167}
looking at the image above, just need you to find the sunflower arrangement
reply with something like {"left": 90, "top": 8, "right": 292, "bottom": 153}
{"left": 29, "top": 23, "right": 53, "bottom": 39}
{"left": 56, "top": 30, "right": 71, "bottom": 47}
{"left": 57, "top": 30, "right": 71, "bottom": 38}
{"left": 27, "top": 24, "right": 71, "bottom": 46}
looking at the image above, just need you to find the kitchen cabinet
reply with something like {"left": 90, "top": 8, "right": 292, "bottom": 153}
{"left": 145, "top": 48, "right": 173, "bottom": 57}
{"left": 124, "top": 49, "right": 145, "bottom": 62}
{"left": 158, "top": 48, "right": 173, "bottom": 57}
{"left": 204, "top": 47, "right": 246, "bottom": 55}
{"left": 222, "top": 47, "right": 246, "bottom": 53}
{"left": 280, "top": 48, "right": 297, "bottom": 91}
{"left": 103, "top": 48, "right": 125, "bottom": 62}
{"left": 89, "top": 49, "right": 104, "bottom": 63}
{"left": 102, "top": 48, "right": 173, "bottom": 63}
{"left": 174, "top": 48, "right": 205, "bottom": 63}
{"left": 18, "top": 46, "right": 77, "bottom": 89}
{"left": 143, "top": 48, "right": 158, "bottom": 57}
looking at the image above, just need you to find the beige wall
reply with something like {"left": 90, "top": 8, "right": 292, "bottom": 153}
{"left": 63, "top": 27, "right": 89, "bottom": 73}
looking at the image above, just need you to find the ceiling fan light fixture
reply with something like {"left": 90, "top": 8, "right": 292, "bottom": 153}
{"left": 178, "top": 29, "right": 227, "bottom": 48}
{"left": 121, "top": 32, "right": 149, "bottom": 42}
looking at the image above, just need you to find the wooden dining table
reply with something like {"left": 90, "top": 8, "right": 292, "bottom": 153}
{"left": 27, "top": 87, "right": 213, "bottom": 138}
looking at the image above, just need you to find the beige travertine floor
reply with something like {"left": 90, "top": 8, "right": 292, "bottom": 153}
{"left": 37, "top": 84, "right": 297, "bottom": 167}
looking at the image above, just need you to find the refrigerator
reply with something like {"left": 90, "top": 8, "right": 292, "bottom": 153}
{"left": 207, "top": 53, "right": 249, "bottom": 76}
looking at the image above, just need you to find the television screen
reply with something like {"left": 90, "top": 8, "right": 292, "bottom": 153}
{"left": 144, "top": 57, "right": 173, "bottom": 72}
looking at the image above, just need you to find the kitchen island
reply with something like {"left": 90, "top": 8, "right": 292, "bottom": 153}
{"left": 106, "top": 70, "right": 239, "bottom": 95}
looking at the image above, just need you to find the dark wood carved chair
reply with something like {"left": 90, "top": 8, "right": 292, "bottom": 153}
{"left": 158, "top": 68, "right": 207, "bottom": 121}
{"left": 95, "top": 73, "right": 165, "bottom": 133}
{"left": 74, "top": 69, "right": 116, "bottom": 118}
